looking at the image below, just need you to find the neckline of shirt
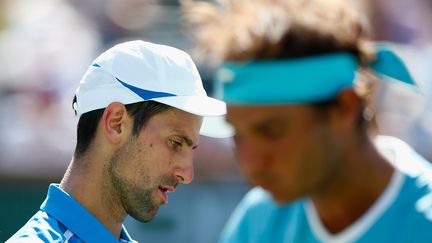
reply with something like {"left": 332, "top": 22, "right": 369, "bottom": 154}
{"left": 304, "top": 147, "right": 404, "bottom": 242}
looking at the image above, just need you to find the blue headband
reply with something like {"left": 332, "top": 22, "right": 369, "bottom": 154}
{"left": 215, "top": 44, "right": 418, "bottom": 104}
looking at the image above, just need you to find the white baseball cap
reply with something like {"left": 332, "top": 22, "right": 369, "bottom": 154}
{"left": 73, "top": 40, "right": 231, "bottom": 137}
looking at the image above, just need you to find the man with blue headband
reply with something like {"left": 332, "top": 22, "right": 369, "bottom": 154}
{"left": 184, "top": 0, "right": 432, "bottom": 242}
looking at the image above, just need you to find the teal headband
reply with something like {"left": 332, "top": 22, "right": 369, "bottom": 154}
{"left": 215, "top": 44, "right": 418, "bottom": 104}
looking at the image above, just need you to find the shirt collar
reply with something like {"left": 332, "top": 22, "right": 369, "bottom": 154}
{"left": 41, "top": 183, "right": 137, "bottom": 243}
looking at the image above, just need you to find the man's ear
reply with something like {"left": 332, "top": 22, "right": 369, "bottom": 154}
{"left": 101, "top": 102, "right": 131, "bottom": 145}
{"left": 332, "top": 89, "right": 362, "bottom": 131}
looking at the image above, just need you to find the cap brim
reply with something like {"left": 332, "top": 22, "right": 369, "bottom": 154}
{"left": 200, "top": 116, "right": 235, "bottom": 138}
{"left": 151, "top": 95, "right": 226, "bottom": 116}
{"left": 151, "top": 96, "right": 233, "bottom": 138}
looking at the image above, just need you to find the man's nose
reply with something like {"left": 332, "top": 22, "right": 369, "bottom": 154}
{"left": 173, "top": 153, "right": 195, "bottom": 184}
{"left": 235, "top": 138, "right": 273, "bottom": 171}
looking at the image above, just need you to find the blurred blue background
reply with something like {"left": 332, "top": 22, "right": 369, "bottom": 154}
{"left": 0, "top": 0, "right": 431, "bottom": 242}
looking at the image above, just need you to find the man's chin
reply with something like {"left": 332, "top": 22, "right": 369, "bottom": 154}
{"left": 138, "top": 216, "right": 155, "bottom": 223}
{"left": 266, "top": 190, "right": 296, "bottom": 205}
{"left": 130, "top": 205, "right": 159, "bottom": 223}
{"left": 272, "top": 196, "right": 290, "bottom": 204}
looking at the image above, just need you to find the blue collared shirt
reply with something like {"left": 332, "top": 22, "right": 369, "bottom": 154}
{"left": 7, "top": 184, "right": 137, "bottom": 243}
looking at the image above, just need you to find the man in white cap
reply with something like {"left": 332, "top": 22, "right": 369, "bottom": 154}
{"left": 7, "top": 40, "right": 226, "bottom": 243}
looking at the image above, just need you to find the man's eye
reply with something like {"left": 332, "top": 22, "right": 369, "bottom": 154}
{"left": 169, "top": 139, "right": 182, "bottom": 149}
{"left": 255, "top": 124, "right": 286, "bottom": 140}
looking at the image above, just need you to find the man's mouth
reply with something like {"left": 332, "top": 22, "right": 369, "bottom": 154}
{"left": 158, "top": 185, "right": 175, "bottom": 204}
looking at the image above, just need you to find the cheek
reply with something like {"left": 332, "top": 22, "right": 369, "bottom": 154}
{"left": 143, "top": 141, "right": 174, "bottom": 171}
{"left": 122, "top": 140, "right": 162, "bottom": 175}
{"left": 273, "top": 132, "right": 332, "bottom": 183}
{"left": 268, "top": 140, "right": 314, "bottom": 183}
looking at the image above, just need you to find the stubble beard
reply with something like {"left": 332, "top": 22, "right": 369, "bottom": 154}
{"left": 107, "top": 138, "right": 160, "bottom": 223}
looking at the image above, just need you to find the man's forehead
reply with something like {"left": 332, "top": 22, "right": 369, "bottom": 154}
{"left": 227, "top": 105, "right": 294, "bottom": 118}
{"left": 226, "top": 104, "right": 314, "bottom": 126}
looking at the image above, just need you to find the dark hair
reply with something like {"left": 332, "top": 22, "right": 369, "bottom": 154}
{"left": 311, "top": 98, "right": 371, "bottom": 130}
{"left": 183, "top": 0, "right": 373, "bottom": 63}
{"left": 183, "top": 0, "right": 378, "bottom": 132}
{"left": 73, "top": 96, "right": 172, "bottom": 158}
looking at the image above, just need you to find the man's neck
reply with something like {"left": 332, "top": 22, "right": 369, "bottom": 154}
{"left": 60, "top": 157, "right": 126, "bottom": 239}
{"left": 309, "top": 140, "right": 395, "bottom": 234}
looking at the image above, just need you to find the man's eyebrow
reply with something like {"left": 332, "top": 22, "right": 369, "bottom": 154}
{"left": 174, "top": 130, "right": 197, "bottom": 149}
{"left": 250, "top": 116, "right": 290, "bottom": 132}
{"left": 181, "top": 135, "right": 194, "bottom": 146}
{"left": 258, "top": 116, "right": 290, "bottom": 126}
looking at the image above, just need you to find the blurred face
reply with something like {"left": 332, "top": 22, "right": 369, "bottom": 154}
{"left": 107, "top": 108, "right": 202, "bottom": 222}
{"left": 226, "top": 105, "right": 342, "bottom": 203}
